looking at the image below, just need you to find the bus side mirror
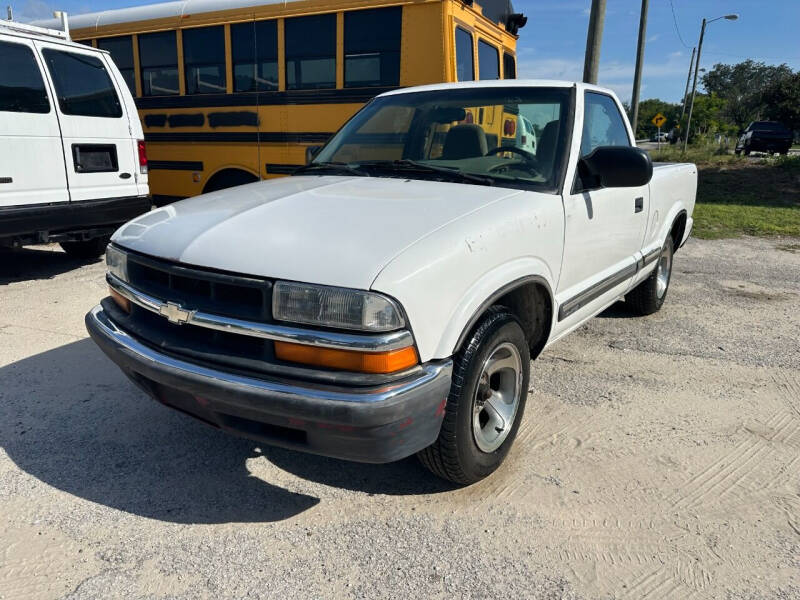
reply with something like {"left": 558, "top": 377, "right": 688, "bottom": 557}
{"left": 305, "top": 146, "right": 322, "bottom": 164}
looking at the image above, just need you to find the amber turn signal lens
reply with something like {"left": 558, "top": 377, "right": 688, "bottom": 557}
{"left": 274, "top": 342, "right": 418, "bottom": 374}
{"left": 109, "top": 287, "right": 131, "bottom": 313}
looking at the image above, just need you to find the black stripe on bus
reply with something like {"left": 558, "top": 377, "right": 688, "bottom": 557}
{"left": 265, "top": 163, "right": 303, "bottom": 175}
{"left": 149, "top": 160, "right": 204, "bottom": 171}
{"left": 144, "top": 132, "right": 332, "bottom": 144}
{"left": 135, "top": 86, "right": 398, "bottom": 110}
{"left": 168, "top": 113, "right": 205, "bottom": 128}
{"left": 208, "top": 111, "right": 260, "bottom": 128}
{"left": 144, "top": 114, "right": 167, "bottom": 127}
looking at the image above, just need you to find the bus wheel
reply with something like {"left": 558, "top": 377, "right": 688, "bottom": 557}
{"left": 202, "top": 169, "right": 259, "bottom": 194}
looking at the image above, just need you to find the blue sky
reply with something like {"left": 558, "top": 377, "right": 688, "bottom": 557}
{"left": 13, "top": 0, "right": 800, "bottom": 102}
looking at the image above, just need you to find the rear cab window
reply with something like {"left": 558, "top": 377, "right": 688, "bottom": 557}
{"left": 42, "top": 48, "right": 123, "bottom": 117}
{"left": 0, "top": 39, "right": 50, "bottom": 113}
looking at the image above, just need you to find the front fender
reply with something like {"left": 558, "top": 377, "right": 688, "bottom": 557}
{"left": 371, "top": 192, "right": 564, "bottom": 362}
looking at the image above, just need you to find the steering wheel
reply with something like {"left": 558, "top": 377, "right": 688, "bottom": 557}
{"left": 485, "top": 145, "right": 539, "bottom": 172}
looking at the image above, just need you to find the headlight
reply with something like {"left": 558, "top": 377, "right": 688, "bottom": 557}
{"left": 105, "top": 245, "right": 128, "bottom": 282}
{"left": 273, "top": 281, "right": 405, "bottom": 332}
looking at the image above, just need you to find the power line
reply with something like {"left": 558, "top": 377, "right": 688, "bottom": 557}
{"left": 668, "top": 0, "right": 691, "bottom": 49}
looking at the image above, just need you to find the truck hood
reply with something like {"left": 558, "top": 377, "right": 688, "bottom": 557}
{"left": 113, "top": 176, "right": 522, "bottom": 289}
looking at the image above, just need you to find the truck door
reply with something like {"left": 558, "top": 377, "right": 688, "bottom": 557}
{"left": 555, "top": 91, "right": 649, "bottom": 329}
{"left": 0, "top": 36, "right": 68, "bottom": 208}
{"left": 35, "top": 41, "right": 140, "bottom": 202}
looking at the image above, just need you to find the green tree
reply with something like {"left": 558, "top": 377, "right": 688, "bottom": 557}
{"left": 701, "top": 60, "right": 794, "bottom": 128}
{"left": 763, "top": 72, "right": 800, "bottom": 132}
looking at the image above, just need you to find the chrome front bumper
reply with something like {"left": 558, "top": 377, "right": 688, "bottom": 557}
{"left": 86, "top": 305, "right": 453, "bottom": 463}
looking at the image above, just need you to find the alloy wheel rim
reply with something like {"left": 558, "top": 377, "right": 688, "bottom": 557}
{"left": 472, "top": 342, "right": 523, "bottom": 453}
{"left": 656, "top": 244, "right": 672, "bottom": 299}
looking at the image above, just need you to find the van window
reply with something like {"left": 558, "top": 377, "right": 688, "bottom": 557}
{"left": 344, "top": 7, "right": 402, "bottom": 88}
{"left": 455, "top": 28, "right": 474, "bottom": 82}
{"left": 42, "top": 49, "right": 122, "bottom": 118}
{"left": 581, "top": 92, "right": 631, "bottom": 156}
{"left": 285, "top": 14, "right": 336, "bottom": 90}
{"left": 183, "top": 26, "right": 226, "bottom": 95}
{"left": 97, "top": 36, "right": 136, "bottom": 95}
{"left": 138, "top": 31, "right": 179, "bottom": 96}
{"left": 503, "top": 53, "right": 516, "bottom": 79}
{"left": 0, "top": 40, "right": 50, "bottom": 114}
{"left": 478, "top": 40, "right": 499, "bottom": 80}
{"left": 231, "top": 20, "right": 278, "bottom": 92}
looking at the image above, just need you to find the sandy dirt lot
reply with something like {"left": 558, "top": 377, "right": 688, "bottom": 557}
{"left": 1, "top": 237, "right": 798, "bottom": 599}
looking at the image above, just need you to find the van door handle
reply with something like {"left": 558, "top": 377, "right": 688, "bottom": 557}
{"left": 119, "top": 172, "right": 131, "bottom": 179}
{"left": 634, "top": 197, "right": 644, "bottom": 213}
{"left": 0, "top": 177, "right": 12, "bottom": 184}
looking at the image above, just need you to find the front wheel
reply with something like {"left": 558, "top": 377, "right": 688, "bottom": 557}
{"left": 625, "top": 239, "right": 673, "bottom": 316}
{"left": 417, "top": 307, "right": 530, "bottom": 485}
{"left": 59, "top": 235, "right": 110, "bottom": 259}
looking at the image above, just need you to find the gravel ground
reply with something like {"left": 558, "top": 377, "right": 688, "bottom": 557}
{"left": 0, "top": 237, "right": 798, "bottom": 599}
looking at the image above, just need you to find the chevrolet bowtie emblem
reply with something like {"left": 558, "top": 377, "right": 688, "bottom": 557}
{"left": 159, "top": 301, "right": 193, "bottom": 324}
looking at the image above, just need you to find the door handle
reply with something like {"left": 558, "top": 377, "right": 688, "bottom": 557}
{"left": 634, "top": 197, "right": 644, "bottom": 213}
{"left": 0, "top": 177, "right": 12, "bottom": 184}
{"left": 119, "top": 172, "right": 132, "bottom": 179}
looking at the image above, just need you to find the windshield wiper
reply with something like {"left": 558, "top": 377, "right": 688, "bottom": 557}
{"left": 356, "top": 160, "right": 494, "bottom": 187}
{"left": 293, "top": 162, "right": 369, "bottom": 177}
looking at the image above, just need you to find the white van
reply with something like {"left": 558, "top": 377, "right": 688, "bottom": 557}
{"left": 0, "top": 18, "right": 149, "bottom": 258}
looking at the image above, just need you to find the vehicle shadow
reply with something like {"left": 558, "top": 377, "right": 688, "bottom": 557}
{"left": 0, "top": 246, "right": 100, "bottom": 285}
{"left": 0, "top": 339, "right": 451, "bottom": 524}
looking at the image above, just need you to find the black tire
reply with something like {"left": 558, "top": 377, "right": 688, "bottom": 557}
{"left": 417, "top": 307, "right": 530, "bottom": 485}
{"left": 59, "top": 235, "right": 110, "bottom": 259}
{"left": 744, "top": 148, "right": 751, "bottom": 156}
{"left": 734, "top": 148, "right": 742, "bottom": 156}
{"left": 626, "top": 239, "right": 673, "bottom": 316}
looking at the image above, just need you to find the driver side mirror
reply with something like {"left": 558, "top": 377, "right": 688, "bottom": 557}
{"left": 578, "top": 146, "right": 653, "bottom": 188}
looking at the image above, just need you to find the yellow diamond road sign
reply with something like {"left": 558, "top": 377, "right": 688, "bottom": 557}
{"left": 652, "top": 113, "right": 667, "bottom": 128}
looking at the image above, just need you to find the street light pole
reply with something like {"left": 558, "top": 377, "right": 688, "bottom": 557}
{"left": 684, "top": 14, "right": 738, "bottom": 152}
{"left": 630, "top": 0, "right": 649, "bottom": 135}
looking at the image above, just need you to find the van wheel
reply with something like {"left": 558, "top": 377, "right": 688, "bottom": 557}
{"left": 59, "top": 236, "right": 110, "bottom": 259}
{"left": 417, "top": 307, "right": 530, "bottom": 485}
{"left": 626, "top": 239, "right": 673, "bottom": 316}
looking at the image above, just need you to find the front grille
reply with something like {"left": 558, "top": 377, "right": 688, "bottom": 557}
{"left": 126, "top": 251, "right": 272, "bottom": 322}
{"left": 119, "top": 250, "right": 275, "bottom": 367}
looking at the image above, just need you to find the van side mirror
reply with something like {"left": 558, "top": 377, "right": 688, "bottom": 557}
{"left": 578, "top": 146, "right": 653, "bottom": 188}
{"left": 305, "top": 145, "right": 322, "bottom": 164}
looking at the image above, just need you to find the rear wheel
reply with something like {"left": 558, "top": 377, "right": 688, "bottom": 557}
{"left": 417, "top": 307, "right": 530, "bottom": 485}
{"left": 625, "top": 239, "right": 673, "bottom": 316}
{"left": 59, "top": 235, "right": 110, "bottom": 259}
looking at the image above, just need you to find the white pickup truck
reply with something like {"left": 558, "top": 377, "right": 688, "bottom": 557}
{"left": 86, "top": 80, "right": 696, "bottom": 484}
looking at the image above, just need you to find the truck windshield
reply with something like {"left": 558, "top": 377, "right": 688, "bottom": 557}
{"left": 309, "top": 87, "right": 572, "bottom": 191}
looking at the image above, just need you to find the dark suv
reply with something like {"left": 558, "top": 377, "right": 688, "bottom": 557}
{"left": 735, "top": 121, "right": 793, "bottom": 156}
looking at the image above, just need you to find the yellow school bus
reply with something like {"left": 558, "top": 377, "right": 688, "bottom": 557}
{"left": 50, "top": 0, "right": 526, "bottom": 203}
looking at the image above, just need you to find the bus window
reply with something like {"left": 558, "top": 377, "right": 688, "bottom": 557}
{"left": 97, "top": 36, "right": 136, "bottom": 95}
{"left": 503, "top": 52, "right": 516, "bottom": 79}
{"left": 478, "top": 40, "right": 499, "bottom": 80}
{"left": 285, "top": 14, "right": 336, "bottom": 90}
{"left": 344, "top": 7, "right": 402, "bottom": 88}
{"left": 138, "top": 31, "right": 179, "bottom": 96}
{"left": 231, "top": 20, "right": 278, "bottom": 92}
{"left": 183, "top": 26, "right": 226, "bottom": 95}
{"left": 455, "top": 28, "right": 474, "bottom": 82}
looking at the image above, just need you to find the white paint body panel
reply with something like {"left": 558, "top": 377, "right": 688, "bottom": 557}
{"left": 110, "top": 80, "right": 697, "bottom": 365}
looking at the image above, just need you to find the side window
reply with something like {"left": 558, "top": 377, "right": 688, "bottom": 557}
{"left": 344, "top": 7, "right": 402, "bottom": 88}
{"left": 231, "top": 20, "right": 278, "bottom": 92}
{"left": 455, "top": 27, "right": 474, "bottom": 82}
{"left": 183, "top": 26, "right": 226, "bottom": 95}
{"left": 580, "top": 92, "right": 630, "bottom": 157}
{"left": 285, "top": 14, "right": 336, "bottom": 90}
{"left": 138, "top": 31, "right": 179, "bottom": 96}
{"left": 477, "top": 40, "right": 499, "bottom": 80}
{"left": 0, "top": 40, "right": 50, "bottom": 114}
{"left": 42, "top": 49, "right": 122, "bottom": 118}
{"left": 503, "top": 52, "right": 516, "bottom": 79}
{"left": 97, "top": 36, "right": 136, "bottom": 95}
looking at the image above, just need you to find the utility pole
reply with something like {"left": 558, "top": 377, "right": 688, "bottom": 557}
{"left": 583, "top": 0, "right": 607, "bottom": 84}
{"left": 679, "top": 47, "right": 696, "bottom": 123}
{"left": 630, "top": 0, "right": 649, "bottom": 135}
